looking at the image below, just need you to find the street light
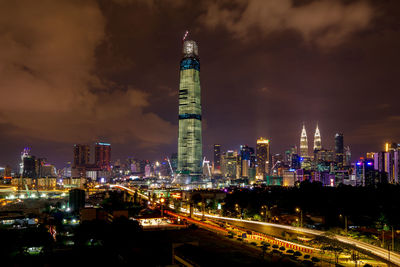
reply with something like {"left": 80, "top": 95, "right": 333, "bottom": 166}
{"left": 296, "top": 207, "right": 303, "bottom": 228}
{"left": 160, "top": 197, "right": 165, "bottom": 217}
{"left": 261, "top": 205, "right": 268, "bottom": 222}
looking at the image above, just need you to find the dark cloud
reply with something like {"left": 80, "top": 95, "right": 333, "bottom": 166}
{"left": 0, "top": 0, "right": 175, "bottom": 166}
{"left": 200, "top": 0, "right": 374, "bottom": 48}
{"left": 0, "top": 0, "right": 399, "bottom": 168}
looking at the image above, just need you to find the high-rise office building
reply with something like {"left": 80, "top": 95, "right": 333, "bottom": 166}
{"left": 256, "top": 138, "right": 270, "bottom": 178}
{"left": 374, "top": 151, "right": 385, "bottom": 172}
{"left": 95, "top": 142, "right": 111, "bottom": 171}
{"left": 213, "top": 144, "right": 221, "bottom": 174}
{"left": 240, "top": 145, "right": 254, "bottom": 178}
{"left": 72, "top": 144, "right": 90, "bottom": 178}
{"left": 313, "top": 124, "right": 322, "bottom": 151}
{"left": 284, "top": 145, "right": 297, "bottom": 167}
{"left": 344, "top": 146, "right": 351, "bottom": 166}
{"left": 335, "top": 133, "right": 344, "bottom": 167}
{"left": 40, "top": 164, "right": 57, "bottom": 178}
{"left": 0, "top": 166, "right": 12, "bottom": 179}
{"left": 271, "top": 154, "right": 283, "bottom": 174}
{"left": 373, "top": 143, "right": 400, "bottom": 184}
{"left": 300, "top": 124, "right": 308, "bottom": 157}
{"left": 384, "top": 147, "right": 400, "bottom": 184}
{"left": 315, "top": 149, "right": 335, "bottom": 162}
{"left": 177, "top": 39, "right": 202, "bottom": 182}
{"left": 22, "top": 156, "right": 36, "bottom": 178}
{"left": 291, "top": 154, "right": 302, "bottom": 170}
{"left": 73, "top": 144, "right": 90, "bottom": 168}
{"left": 221, "top": 150, "right": 238, "bottom": 178}
{"left": 19, "top": 147, "right": 30, "bottom": 175}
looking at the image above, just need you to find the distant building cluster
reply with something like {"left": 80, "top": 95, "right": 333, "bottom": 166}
{"left": 7, "top": 147, "right": 58, "bottom": 189}
{"left": 209, "top": 125, "right": 399, "bottom": 188}
{"left": 71, "top": 143, "right": 111, "bottom": 179}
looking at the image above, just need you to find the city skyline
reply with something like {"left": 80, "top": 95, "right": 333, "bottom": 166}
{"left": 2, "top": 2, "right": 400, "bottom": 266}
{"left": 0, "top": 0, "right": 400, "bottom": 167}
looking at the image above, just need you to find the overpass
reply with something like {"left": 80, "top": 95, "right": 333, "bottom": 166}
{"left": 113, "top": 184, "right": 400, "bottom": 266}
{"left": 201, "top": 214, "right": 400, "bottom": 266}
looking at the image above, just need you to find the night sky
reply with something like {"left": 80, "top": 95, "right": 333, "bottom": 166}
{"left": 0, "top": 0, "right": 399, "bottom": 169}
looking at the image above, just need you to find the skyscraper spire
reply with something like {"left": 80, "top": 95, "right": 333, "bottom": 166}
{"left": 300, "top": 124, "right": 308, "bottom": 157}
{"left": 313, "top": 124, "right": 322, "bottom": 151}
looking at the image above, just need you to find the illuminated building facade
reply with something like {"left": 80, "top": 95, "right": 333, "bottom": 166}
{"left": 221, "top": 150, "right": 238, "bottom": 178}
{"left": 240, "top": 145, "right": 254, "bottom": 177}
{"left": 300, "top": 124, "right": 308, "bottom": 157}
{"left": 384, "top": 143, "right": 400, "bottom": 183}
{"left": 73, "top": 144, "right": 90, "bottom": 168}
{"left": 315, "top": 149, "right": 335, "bottom": 162}
{"left": 213, "top": 144, "right": 221, "bottom": 175}
{"left": 177, "top": 40, "right": 202, "bottom": 182}
{"left": 19, "top": 147, "right": 30, "bottom": 175}
{"left": 284, "top": 145, "right": 297, "bottom": 166}
{"left": 95, "top": 142, "right": 111, "bottom": 171}
{"left": 313, "top": 125, "right": 321, "bottom": 151}
{"left": 72, "top": 144, "right": 90, "bottom": 178}
{"left": 344, "top": 146, "right": 351, "bottom": 166}
{"left": 335, "top": 133, "right": 344, "bottom": 167}
{"left": 256, "top": 138, "right": 270, "bottom": 178}
{"left": 372, "top": 143, "right": 400, "bottom": 184}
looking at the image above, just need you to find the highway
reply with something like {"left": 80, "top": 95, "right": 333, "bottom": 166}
{"left": 199, "top": 214, "right": 400, "bottom": 266}
{"left": 109, "top": 185, "right": 149, "bottom": 200}
{"left": 113, "top": 185, "right": 400, "bottom": 265}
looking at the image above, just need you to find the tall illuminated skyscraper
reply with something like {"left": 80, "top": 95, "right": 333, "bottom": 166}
{"left": 177, "top": 39, "right": 202, "bottom": 182}
{"left": 313, "top": 124, "right": 322, "bottom": 151}
{"left": 95, "top": 142, "right": 111, "bottom": 171}
{"left": 213, "top": 144, "right": 221, "bottom": 175}
{"left": 256, "top": 138, "right": 270, "bottom": 178}
{"left": 240, "top": 145, "right": 254, "bottom": 178}
{"left": 300, "top": 124, "right": 308, "bottom": 157}
{"left": 335, "top": 133, "right": 344, "bottom": 167}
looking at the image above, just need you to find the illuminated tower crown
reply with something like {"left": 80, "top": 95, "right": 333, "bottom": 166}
{"left": 300, "top": 124, "right": 308, "bottom": 157}
{"left": 313, "top": 124, "right": 322, "bottom": 151}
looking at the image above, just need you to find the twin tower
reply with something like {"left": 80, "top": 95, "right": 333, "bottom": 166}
{"left": 300, "top": 124, "right": 322, "bottom": 157}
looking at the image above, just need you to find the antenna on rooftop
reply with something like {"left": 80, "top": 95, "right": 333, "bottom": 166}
{"left": 182, "top": 30, "right": 189, "bottom": 42}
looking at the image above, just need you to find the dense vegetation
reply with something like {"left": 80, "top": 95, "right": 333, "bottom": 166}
{"left": 223, "top": 181, "right": 400, "bottom": 230}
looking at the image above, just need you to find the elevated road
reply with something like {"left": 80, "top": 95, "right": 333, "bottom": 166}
{"left": 109, "top": 185, "right": 149, "bottom": 200}
{"left": 114, "top": 184, "right": 399, "bottom": 265}
{"left": 202, "top": 214, "right": 400, "bottom": 266}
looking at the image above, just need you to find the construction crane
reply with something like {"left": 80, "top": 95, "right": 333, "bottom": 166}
{"left": 202, "top": 157, "right": 212, "bottom": 177}
{"left": 271, "top": 161, "right": 281, "bottom": 174}
{"left": 167, "top": 157, "right": 175, "bottom": 177}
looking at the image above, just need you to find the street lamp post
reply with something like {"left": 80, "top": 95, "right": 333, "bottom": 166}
{"left": 160, "top": 197, "right": 165, "bottom": 217}
{"left": 261, "top": 205, "right": 268, "bottom": 222}
{"left": 339, "top": 214, "right": 348, "bottom": 233}
{"left": 296, "top": 208, "right": 303, "bottom": 228}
